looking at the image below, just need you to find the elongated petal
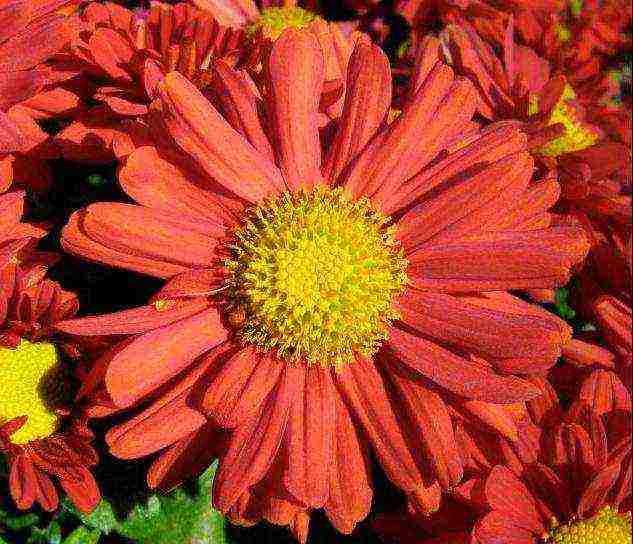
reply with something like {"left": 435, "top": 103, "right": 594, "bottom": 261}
{"left": 147, "top": 425, "right": 223, "bottom": 492}
{"left": 213, "top": 362, "right": 300, "bottom": 512}
{"left": 381, "top": 122, "right": 527, "bottom": 214}
{"left": 325, "top": 392, "right": 372, "bottom": 534}
{"left": 474, "top": 511, "right": 537, "bottom": 544}
{"left": 385, "top": 362, "right": 463, "bottom": 488}
{"left": 106, "top": 307, "right": 228, "bottom": 408}
{"left": 119, "top": 146, "right": 238, "bottom": 228}
{"left": 107, "top": 390, "right": 206, "bottom": 460}
{"left": 58, "top": 466, "right": 100, "bottom": 514}
{"left": 334, "top": 356, "right": 424, "bottom": 492}
{"left": 9, "top": 454, "right": 36, "bottom": 509}
{"left": 407, "top": 227, "right": 589, "bottom": 292}
{"left": 285, "top": 365, "right": 336, "bottom": 508}
{"left": 323, "top": 41, "right": 391, "bottom": 182}
{"left": 210, "top": 61, "right": 274, "bottom": 161}
{"left": 266, "top": 30, "right": 324, "bottom": 191}
{"left": 344, "top": 63, "right": 471, "bottom": 200}
{"left": 388, "top": 327, "right": 540, "bottom": 403}
{"left": 396, "top": 152, "right": 533, "bottom": 251}
{"left": 157, "top": 71, "right": 285, "bottom": 201}
{"left": 395, "top": 290, "right": 567, "bottom": 361}
{"left": 62, "top": 203, "right": 220, "bottom": 279}
{"left": 56, "top": 299, "right": 211, "bottom": 336}
{"left": 202, "top": 348, "right": 284, "bottom": 428}
{"left": 485, "top": 466, "right": 545, "bottom": 532}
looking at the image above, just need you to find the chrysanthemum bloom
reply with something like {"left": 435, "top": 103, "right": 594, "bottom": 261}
{"left": 59, "top": 30, "right": 589, "bottom": 538}
{"left": 0, "top": 249, "right": 100, "bottom": 513}
{"left": 394, "top": 0, "right": 565, "bottom": 53}
{"left": 0, "top": 0, "right": 84, "bottom": 193}
{"left": 51, "top": 0, "right": 246, "bottom": 163}
{"left": 473, "top": 377, "right": 632, "bottom": 544}
{"left": 538, "top": 0, "right": 632, "bottom": 89}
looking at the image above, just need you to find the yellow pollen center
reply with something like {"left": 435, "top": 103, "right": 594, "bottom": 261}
{"left": 226, "top": 188, "right": 408, "bottom": 367}
{"left": 0, "top": 339, "right": 65, "bottom": 445}
{"left": 529, "top": 84, "right": 599, "bottom": 157}
{"left": 247, "top": 7, "right": 318, "bottom": 40}
{"left": 547, "top": 507, "right": 632, "bottom": 544}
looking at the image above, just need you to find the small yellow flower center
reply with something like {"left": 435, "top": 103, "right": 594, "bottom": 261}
{"left": 226, "top": 188, "right": 408, "bottom": 367}
{"left": 547, "top": 507, "right": 632, "bottom": 544}
{"left": 529, "top": 83, "right": 599, "bottom": 157}
{"left": 247, "top": 7, "right": 318, "bottom": 40}
{"left": 0, "top": 339, "right": 66, "bottom": 445}
{"left": 555, "top": 23, "right": 571, "bottom": 43}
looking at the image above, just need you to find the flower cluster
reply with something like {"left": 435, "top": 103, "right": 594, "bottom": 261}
{"left": 0, "top": 0, "right": 630, "bottom": 543}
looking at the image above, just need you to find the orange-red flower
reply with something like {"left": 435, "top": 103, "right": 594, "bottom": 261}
{"left": 473, "top": 378, "right": 631, "bottom": 543}
{"left": 51, "top": 0, "right": 360, "bottom": 164}
{"left": 0, "top": 249, "right": 100, "bottom": 514}
{"left": 0, "top": 0, "right": 84, "bottom": 193}
{"left": 57, "top": 30, "right": 588, "bottom": 539}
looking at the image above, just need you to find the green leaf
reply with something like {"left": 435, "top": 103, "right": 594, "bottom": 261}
{"left": 62, "top": 527, "right": 101, "bottom": 544}
{"left": 73, "top": 499, "right": 119, "bottom": 535}
{"left": 554, "top": 287, "right": 576, "bottom": 321}
{"left": 118, "top": 462, "right": 227, "bottom": 544}
{"left": 2, "top": 513, "right": 41, "bottom": 531}
{"left": 86, "top": 174, "right": 107, "bottom": 187}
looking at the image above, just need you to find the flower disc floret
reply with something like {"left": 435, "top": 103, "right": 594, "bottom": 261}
{"left": 226, "top": 187, "right": 408, "bottom": 367}
{"left": 548, "top": 507, "right": 632, "bottom": 544}
{"left": 247, "top": 6, "right": 318, "bottom": 40}
{"left": 529, "top": 84, "right": 599, "bottom": 157}
{"left": 0, "top": 339, "right": 63, "bottom": 445}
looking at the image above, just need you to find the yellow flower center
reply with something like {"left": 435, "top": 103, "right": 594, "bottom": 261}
{"left": 555, "top": 23, "right": 571, "bottom": 43}
{"left": 0, "top": 339, "right": 65, "bottom": 445}
{"left": 247, "top": 7, "right": 318, "bottom": 40}
{"left": 226, "top": 187, "right": 408, "bottom": 367}
{"left": 548, "top": 507, "right": 632, "bottom": 544}
{"left": 529, "top": 83, "right": 599, "bottom": 157}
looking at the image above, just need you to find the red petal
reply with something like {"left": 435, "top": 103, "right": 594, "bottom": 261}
{"left": 266, "top": 30, "right": 324, "bottom": 191}
{"left": 325, "top": 392, "right": 372, "bottom": 534}
{"left": 385, "top": 362, "right": 463, "bottom": 488}
{"left": 334, "top": 356, "right": 424, "bottom": 492}
{"left": 106, "top": 307, "right": 228, "bottom": 408}
{"left": 202, "top": 347, "right": 284, "bottom": 429}
{"left": 284, "top": 365, "right": 336, "bottom": 508}
{"left": 322, "top": 41, "right": 391, "bottom": 182}
{"left": 157, "top": 71, "right": 285, "bottom": 201}
{"left": 62, "top": 203, "right": 220, "bottom": 279}
{"left": 474, "top": 511, "right": 537, "bottom": 544}
{"left": 485, "top": 466, "right": 544, "bottom": 532}
{"left": 106, "top": 347, "right": 216, "bottom": 459}
{"left": 213, "top": 362, "right": 300, "bottom": 512}
{"left": 407, "top": 227, "right": 589, "bottom": 292}
{"left": 9, "top": 453, "right": 36, "bottom": 509}
{"left": 395, "top": 290, "right": 567, "bottom": 362}
{"left": 388, "top": 326, "right": 540, "bottom": 403}
{"left": 210, "top": 61, "right": 275, "bottom": 162}
{"left": 58, "top": 466, "right": 100, "bottom": 514}
{"left": 119, "top": 145, "right": 238, "bottom": 228}
{"left": 56, "top": 299, "right": 211, "bottom": 336}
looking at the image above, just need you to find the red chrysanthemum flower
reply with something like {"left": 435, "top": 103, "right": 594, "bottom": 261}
{"left": 49, "top": 0, "right": 246, "bottom": 164}
{"left": 473, "top": 376, "right": 631, "bottom": 544}
{"left": 0, "top": 249, "right": 100, "bottom": 514}
{"left": 394, "top": 0, "right": 565, "bottom": 51}
{"left": 52, "top": 0, "right": 360, "bottom": 164}
{"left": 57, "top": 30, "right": 588, "bottom": 539}
{"left": 0, "top": 0, "right": 84, "bottom": 193}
